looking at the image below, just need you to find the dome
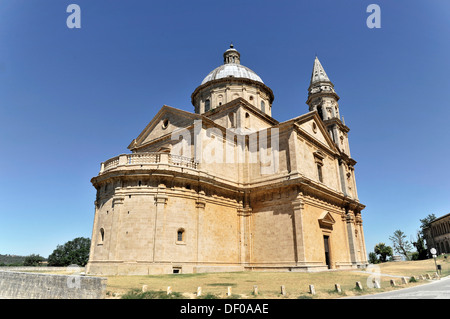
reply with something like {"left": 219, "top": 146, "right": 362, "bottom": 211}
{"left": 192, "top": 44, "right": 274, "bottom": 116}
{"left": 201, "top": 63, "right": 264, "bottom": 85}
{"left": 200, "top": 44, "right": 264, "bottom": 85}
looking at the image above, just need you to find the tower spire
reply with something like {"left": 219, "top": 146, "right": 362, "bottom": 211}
{"left": 306, "top": 56, "right": 340, "bottom": 122}
{"left": 310, "top": 56, "right": 331, "bottom": 86}
{"left": 305, "top": 56, "right": 351, "bottom": 158}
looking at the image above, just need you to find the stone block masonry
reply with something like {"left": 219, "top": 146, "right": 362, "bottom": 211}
{"left": 0, "top": 271, "right": 107, "bottom": 299}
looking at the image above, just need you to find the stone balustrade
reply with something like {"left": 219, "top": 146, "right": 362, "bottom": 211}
{"left": 100, "top": 152, "right": 198, "bottom": 174}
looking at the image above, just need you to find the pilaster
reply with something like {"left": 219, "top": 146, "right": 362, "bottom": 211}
{"left": 292, "top": 193, "right": 306, "bottom": 264}
{"left": 355, "top": 212, "right": 368, "bottom": 263}
{"left": 238, "top": 203, "right": 252, "bottom": 264}
{"left": 287, "top": 129, "right": 299, "bottom": 174}
{"left": 153, "top": 184, "right": 168, "bottom": 262}
{"left": 196, "top": 191, "right": 206, "bottom": 263}
{"left": 110, "top": 195, "right": 125, "bottom": 260}
{"left": 345, "top": 209, "right": 358, "bottom": 265}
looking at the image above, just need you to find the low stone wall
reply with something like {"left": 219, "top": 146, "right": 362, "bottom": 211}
{"left": 0, "top": 266, "right": 84, "bottom": 272}
{"left": 0, "top": 271, "right": 107, "bottom": 299}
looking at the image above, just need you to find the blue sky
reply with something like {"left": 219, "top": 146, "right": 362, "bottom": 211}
{"left": 0, "top": 0, "right": 449, "bottom": 258}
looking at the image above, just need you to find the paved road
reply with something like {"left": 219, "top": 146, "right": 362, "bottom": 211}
{"left": 343, "top": 276, "right": 450, "bottom": 299}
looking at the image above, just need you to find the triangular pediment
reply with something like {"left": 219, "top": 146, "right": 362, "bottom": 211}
{"left": 128, "top": 105, "right": 203, "bottom": 151}
{"left": 292, "top": 112, "right": 339, "bottom": 154}
{"left": 203, "top": 97, "right": 279, "bottom": 129}
{"left": 318, "top": 211, "right": 336, "bottom": 229}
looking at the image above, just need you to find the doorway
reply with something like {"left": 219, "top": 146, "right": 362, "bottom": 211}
{"left": 323, "top": 235, "right": 331, "bottom": 269}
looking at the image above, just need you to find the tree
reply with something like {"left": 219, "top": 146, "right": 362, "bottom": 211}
{"left": 389, "top": 230, "right": 413, "bottom": 260}
{"left": 47, "top": 237, "right": 91, "bottom": 267}
{"left": 368, "top": 252, "right": 379, "bottom": 264}
{"left": 412, "top": 231, "right": 428, "bottom": 260}
{"left": 374, "top": 243, "right": 393, "bottom": 262}
{"left": 23, "top": 254, "right": 45, "bottom": 266}
{"left": 419, "top": 214, "right": 436, "bottom": 235}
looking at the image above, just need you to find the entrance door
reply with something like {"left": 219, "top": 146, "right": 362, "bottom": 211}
{"left": 323, "top": 235, "right": 331, "bottom": 269}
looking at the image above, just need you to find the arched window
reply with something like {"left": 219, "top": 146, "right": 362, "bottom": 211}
{"left": 99, "top": 228, "right": 105, "bottom": 245}
{"left": 205, "top": 99, "right": 211, "bottom": 112}
{"left": 177, "top": 229, "right": 185, "bottom": 242}
{"left": 245, "top": 112, "right": 250, "bottom": 128}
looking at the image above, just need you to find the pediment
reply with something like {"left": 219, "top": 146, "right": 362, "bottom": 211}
{"left": 203, "top": 97, "right": 279, "bottom": 129}
{"left": 318, "top": 211, "right": 336, "bottom": 229}
{"left": 128, "top": 105, "right": 203, "bottom": 151}
{"left": 293, "top": 112, "right": 339, "bottom": 154}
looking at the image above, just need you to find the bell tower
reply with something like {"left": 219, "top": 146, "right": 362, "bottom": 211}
{"left": 306, "top": 56, "right": 351, "bottom": 157}
{"left": 306, "top": 56, "right": 358, "bottom": 199}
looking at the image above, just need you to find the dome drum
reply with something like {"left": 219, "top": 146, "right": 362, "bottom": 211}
{"left": 191, "top": 77, "right": 274, "bottom": 115}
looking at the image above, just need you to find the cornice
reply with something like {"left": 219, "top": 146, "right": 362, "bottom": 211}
{"left": 92, "top": 165, "right": 364, "bottom": 213}
{"left": 323, "top": 118, "right": 350, "bottom": 133}
{"left": 305, "top": 90, "right": 340, "bottom": 105}
{"left": 202, "top": 97, "right": 279, "bottom": 126}
{"left": 191, "top": 77, "right": 275, "bottom": 105}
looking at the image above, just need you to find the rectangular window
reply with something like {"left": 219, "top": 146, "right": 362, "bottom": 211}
{"left": 172, "top": 267, "right": 181, "bottom": 274}
{"left": 317, "top": 164, "right": 323, "bottom": 183}
{"left": 323, "top": 235, "right": 330, "bottom": 269}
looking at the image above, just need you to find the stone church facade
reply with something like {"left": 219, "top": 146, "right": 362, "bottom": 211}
{"left": 423, "top": 213, "right": 450, "bottom": 255}
{"left": 86, "top": 45, "right": 368, "bottom": 275}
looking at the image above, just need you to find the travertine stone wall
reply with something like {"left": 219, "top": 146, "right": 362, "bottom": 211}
{"left": 0, "top": 271, "right": 107, "bottom": 299}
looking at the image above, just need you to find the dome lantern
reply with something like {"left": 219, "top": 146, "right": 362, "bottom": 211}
{"left": 223, "top": 43, "right": 241, "bottom": 64}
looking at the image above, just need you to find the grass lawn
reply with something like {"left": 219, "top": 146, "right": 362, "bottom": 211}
{"left": 103, "top": 254, "right": 449, "bottom": 299}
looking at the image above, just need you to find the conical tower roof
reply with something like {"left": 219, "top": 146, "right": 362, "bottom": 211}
{"left": 310, "top": 56, "right": 331, "bottom": 85}
{"left": 306, "top": 56, "right": 338, "bottom": 105}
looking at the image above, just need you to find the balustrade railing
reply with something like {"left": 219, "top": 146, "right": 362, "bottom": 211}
{"left": 169, "top": 154, "right": 198, "bottom": 169}
{"left": 100, "top": 152, "right": 198, "bottom": 173}
{"left": 128, "top": 152, "right": 160, "bottom": 164}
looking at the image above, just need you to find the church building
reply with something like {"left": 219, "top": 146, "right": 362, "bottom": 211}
{"left": 86, "top": 45, "right": 368, "bottom": 275}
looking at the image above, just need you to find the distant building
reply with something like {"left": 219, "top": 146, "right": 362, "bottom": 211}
{"left": 86, "top": 45, "right": 368, "bottom": 275}
{"left": 423, "top": 213, "right": 450, "bottom": 255}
